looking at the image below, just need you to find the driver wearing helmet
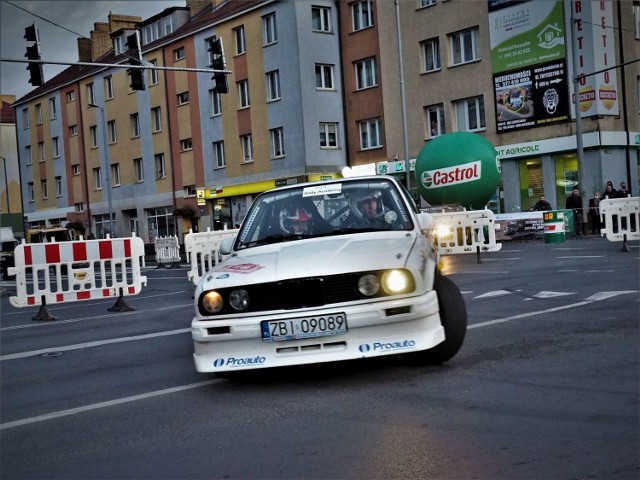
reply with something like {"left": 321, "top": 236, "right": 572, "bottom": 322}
{"left": 346, "top": 190, "right": 393, "bottom": 228}
{"left": 280, "top": 206, "right": 313, "bottom": 235}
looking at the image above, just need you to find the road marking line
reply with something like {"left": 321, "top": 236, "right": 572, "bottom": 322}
{"left": 0, "top": 328, "right": 191, "bottom": 361}
{"left": 474, "top": 290, "right": 512, "bottom": 299}
{"left": 0, "top": 380, "right": 223, "bottom": 431}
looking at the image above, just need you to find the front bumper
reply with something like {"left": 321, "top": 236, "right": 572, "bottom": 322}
{"left": 191, "top": 290, "right": 443, "bottom": 372}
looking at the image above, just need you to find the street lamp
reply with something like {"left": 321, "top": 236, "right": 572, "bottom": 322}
{"left": 88, "top": 103, "right": 115, "bottom": 237}
{"left": 1, "top": 156, "right": 9, "bottom": 217}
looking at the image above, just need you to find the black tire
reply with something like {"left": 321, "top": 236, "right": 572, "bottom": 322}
{"left": 404, "top": 271, "right": 467, "bottom": 365}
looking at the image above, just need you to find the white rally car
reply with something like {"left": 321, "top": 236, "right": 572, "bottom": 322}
{"left": 191, "top": 176, "right": 467, "bottom": 374}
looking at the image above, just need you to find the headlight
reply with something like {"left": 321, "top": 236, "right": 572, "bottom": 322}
{"left": 381, "top": 269, "right": 411, "bottom": 294}
{"left": 358, "top": 274, "right": 380, "bottom": 296}
{"left": 229, "top": 289, "right": 250, "bottom": 311}
{"left": 202, "top": 290, "right": 224, "bottom": 313}
{"left": 435, "top": 224, "right": 451, "bottom": 238}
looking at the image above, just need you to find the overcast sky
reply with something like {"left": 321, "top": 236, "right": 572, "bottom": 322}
{"left": 1, "top": 0, "right": 180, "bottom": 100}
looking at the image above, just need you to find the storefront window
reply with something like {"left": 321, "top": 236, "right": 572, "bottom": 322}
{"left": 554, "top": 153, "right": 579, "bottom": 206}
{"left": 147, "top": 206, "right": 176, "bottom": 242}
{"left": 518, "top": 158, "right": 543, "bottom": 211}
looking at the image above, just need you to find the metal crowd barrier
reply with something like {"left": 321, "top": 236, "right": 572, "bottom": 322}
{"left": 184, "top": 228, "right": 239, "bottom": 285}
{"left": 599, "top": 196, "right": 639, "bottom": 251}
{"left": 8, "top": 235, "right": 147, "bottom": 320}
{"left": 154, "top": 235, "right": 181, "bottom": 268}
{"left": 430, "top": 209, "right": 502, "bottom": 261}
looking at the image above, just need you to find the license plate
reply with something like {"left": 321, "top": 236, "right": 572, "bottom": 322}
{"left": 261, "top": 313, "right": 348, "bottom": 342}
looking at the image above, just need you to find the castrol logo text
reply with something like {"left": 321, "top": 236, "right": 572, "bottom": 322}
{"left": 421, "top": 161, "right": 482, "bottom": 189}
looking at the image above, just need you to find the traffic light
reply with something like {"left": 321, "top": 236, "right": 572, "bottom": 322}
{"left": 24, "top": 23, "right": 44, "bottom": 87}
{"left": 208, "top": 37, "right": 228, "bottom": 94}
{"left": 127, "top": 32, "right": 145, "bottom": 91}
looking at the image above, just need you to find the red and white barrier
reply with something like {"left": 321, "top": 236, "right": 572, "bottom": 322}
{"left": 8, "top": 235, "right": 147, "bottom": 308}
{"left": 184, "top": 228, "right": 238, "bottom": 285}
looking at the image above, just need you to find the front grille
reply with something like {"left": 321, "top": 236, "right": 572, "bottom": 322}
{"left": 198, "top": 270, "right": 414, "bottom": 316}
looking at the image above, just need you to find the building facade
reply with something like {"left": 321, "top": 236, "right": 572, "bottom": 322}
{"left": 10, "top": 0, "right": 640, "bottom": 244}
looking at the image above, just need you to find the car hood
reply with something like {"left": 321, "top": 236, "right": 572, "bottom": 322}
{"left": 201, "top": 232, "right": 417, "bottom": 288}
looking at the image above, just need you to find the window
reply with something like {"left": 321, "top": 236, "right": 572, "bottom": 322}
{"left": 87, "top": 83, "right": 95, "bottom": 105}
{"left": 107, "top": 120, "right": 117, "bottom": 143}
{"left": 234, "top": 26, "right": 246, "bottom": 54}
{"left": 105, "top": 76, "right": 114, "bottom": 99}
{"left": 147, "top": 206, "right": 177, "bottom": 240}
{"left": 319, "top": 122, "right": 338, "bottom": 148}
{"left": 238, "top": 134, "right": 252, "bottom": 163}
{"left": 28, "top": 182, "right": 34, "bottom": 202}
{"left": 263, "top": 13, "right": 277, "bottom": 45}
{"left": 49, "top": 98, "right": 57, "bottom": 119}
{"left": 149, "top": 59, "right": 159, "bottom": 85}
{"left": 133, "top": 158, "right": 144, "bottom": 182}
{"left": 312, "top": 6, "right": 332, "bottom": 32}
{"left": 41, "top": 179, "right": 48, "bottom": 199}
{"left": 238, "top": 80, "right": 250, "bottom": 108}
{"left": 55, "top": 176, "right": 62, "bottom": 197}
{"left": 164, "top": 16, "right": 174, "bottom": 35}
{"left": 70, "top": 125, "right": 78, "bottom": 136}
{"left": 114, "top": 35, "right": 126, "bottom": 54}
{"left": 90, "top": 126, "right": 98, "bottom": 148}
{"left": 177, "top": 91, "right": 189, "bottom": 105}
{"left": 75, "top": 202, "right": 85, "bottom": 213}
{"left": 355, "top": 57, "right": 377, "bottom": 90}
{"left": 130, "top": 113, "right": 140, "bottom": 137}
{"left": 454, "top": 95, "right": 485, "bottom": 131}
{"left": 359, "top": 118, "right": 382, "bottom": 150}
{"left": 352, "top": 0, "right": 373, "bottom": 31}
{"left": 266, "top": 70, "right": 281, "bottom": 101}
{"left": 315, "top": 64, "right": 334, "bottom": 90}
{"left": 111, "top": 164, "right": 121, "bottom": 187}
{"left": 66, "top": 91, "right": 75, "bottom": 103}
{"left": 22, "top": 108, "right": 29, "bottom": 129}
{"left": 52, "top": 137, "right": 60, "bottom": 158}
{"left": 425, "top": 104, "right": 446, "bottom": 138}
{"left": 38, "top": 142, "right": 45, "bottom": 162}
{"left": 422, "top": 38, "right": 441, "bottom": 72}
{"left": 94, "top": 167, "right": 102, "bottom": 190}
{"left": 151, "top": 107, "right": 162, "bottom": 132}
{"left": 72, "top": 164, "right": 80, "bottom": 175}
{"left": 181, "top": 138, "right": 193, "bottom": 151}
{"left": 420, "top": 0, "right": 436, "bottom": 6}
{"left": 35, "top": 103, "right": 43, "bottom": 124}
{"left": 213, "top": 141, "right": 225, "bottom": 168}
{"left": 450, "top": 27, "right": 479, "bottom": 65}
{"left": 174, "top": 47, "right": 185, "bottom": 61}
{"left": 155, "top": 153, "right": 166, "bottom": 179}
{"left": 270, "top": 128, "right": 285, "bottom": 158}
{"left": 209, "top": 89, "right": 222, "bottom": 116}
{"left": 184, "top": 185, "right": 197, "bottom": 197}
{"left": 25, "top": 146, "right": 32, "bottom": 165}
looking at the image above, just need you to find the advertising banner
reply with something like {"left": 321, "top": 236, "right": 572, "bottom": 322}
{"left": 488, "top": 0, "right": 570, "bottom": 133}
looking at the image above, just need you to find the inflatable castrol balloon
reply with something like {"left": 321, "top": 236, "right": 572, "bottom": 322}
{"left": 415, "top": 132, "right": 500, "bottom": 210}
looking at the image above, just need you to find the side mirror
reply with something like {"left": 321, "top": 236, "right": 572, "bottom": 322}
{"left": 219, "top": 236, "right": 235, "bottom": 255}
{"left": 416, "top": 212, "right": 434, "bottom": 231}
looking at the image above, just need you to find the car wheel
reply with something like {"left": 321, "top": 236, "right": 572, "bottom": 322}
{"left": 403, "top": 271, "right": 467, "bottom": 365}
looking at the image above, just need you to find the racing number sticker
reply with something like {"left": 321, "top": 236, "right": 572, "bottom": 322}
{"left": 218, "top": 263, "right": 264, "bottom": 274}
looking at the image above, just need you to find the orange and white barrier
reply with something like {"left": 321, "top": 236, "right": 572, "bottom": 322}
{"left": 8, "top": 235, "right": 147, "bottom": 308}
{"left": 430, "top": 209, "right": 502, "bottom": 255}
{"left": 599, "top": 196, "right": 639, "bottom": 242}
{"left": 184, "top": 228, "right": 238, "bottom": 285}
{"left": 154, "top": 235, "right": 181, "bottom": 267}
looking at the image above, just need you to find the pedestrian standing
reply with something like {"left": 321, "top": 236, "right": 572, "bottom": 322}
{"left": 617, "top": 182, "right": 631, "bottom": 198}
{"left": 566, "top": 188, "right": 583, "bottom": 236}
{"left": 588, "top": 192, "right": 602, "bottom": 234}
{"left": 602, "top": 181, "right": 617, "bottom": 199}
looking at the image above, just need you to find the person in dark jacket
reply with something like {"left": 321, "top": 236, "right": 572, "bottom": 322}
{"left": 617, "top": 182, "right": 631, "bottom": 198}
{"left": 566, "top": 188, "right": 583, "bottom": 236}
{"left": 588, "top": 192, "right": 602, "bottom": 234}
{"left": 602, "top": 181, "right": 617, "bottom": 199}
{"left": 531, "top": 196, "right": 552, "bottom": 211}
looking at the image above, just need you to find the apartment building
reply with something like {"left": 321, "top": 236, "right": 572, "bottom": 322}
{"left": 11, "top": 0, "right": 639, "bottom": 244}
{"left": 339, "top": 0, "right": 638, "bottom": 212}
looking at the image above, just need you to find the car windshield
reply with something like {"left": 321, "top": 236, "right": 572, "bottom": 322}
{"left": 235, "top": 178, "right": 416, "bottom": 250}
